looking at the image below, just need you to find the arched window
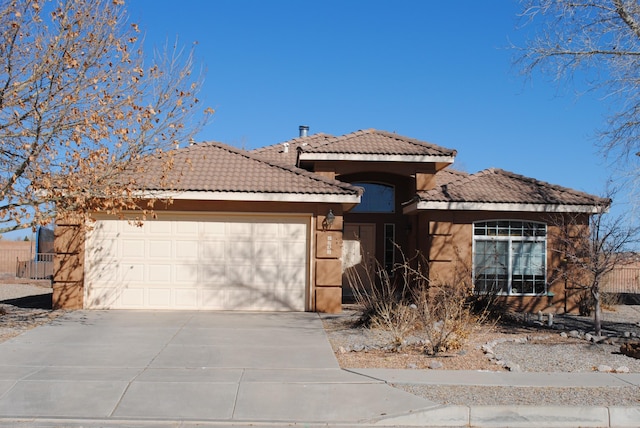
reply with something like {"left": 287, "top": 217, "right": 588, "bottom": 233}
{"left": 473, "top": 220, "right": 547, "bottom": 295}
{"left": 351, "top": 182, "right": 394, "bottom": 213}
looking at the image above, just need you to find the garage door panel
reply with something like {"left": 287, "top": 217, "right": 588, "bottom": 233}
{"left": 175, "top": 264, "right": 198, "bottom": 283}
{"left": 176, "top": 221, "right": 198, "bottom": 235}
{"left": 226, "top": 264, "right": 253, "bottom": 285}
{"left": 200, "top": 265, "right": 226, "bottom": 285}
{"left": 176, "top": 240, "right": 198, "bottom": 259}
{"left": 87, "top": 262, "right": 118, "bottom": 284}
{"left": 282, "top": 241, "right": 306, "bottom": 262}
{"left": 148, "top": 288, "right": 171, "bottom": 307}
{"left": 281, "top": 223, "right": 306, "bottom": 239}
{"left": 254, "top": 265, "right": 279, "bottom": 287}
{"left": 202, "top": 222, "right": 225, "bottom": 236}
{"left": 121, "top": 288, "right": 145, "bottom": 307}
{"left": 149, "top": 221, "right": 172, "bottom": 234}
{"left": 86, "top": 287, "right": 120, "bottom": 308}
{"left": 200, "top": 240, "right": 225, "bottom": 260}
{"left": 229, "top": 239, "right": 252, "bottom": 260}
{"left": 85, "top": 216, "right": 309, "bottom": 311}
{"left": 229, "top": 222, "right": 252, "bottom": 236}
{"left": 256, "top": 223, "right": 279, "bottom": 237}
{"left": 280, "top": 266, "right": 306, "bottom": 286}
{"left": 175, "top": 289, "right": 198, "bottom": 307}
{"left": 122, "top": 240, "right": 145, "bottom": 258}
{"left": 254, "top": 240, "right": 280, "bottom": 261}
{"left": 121, "top": 264, "right": 144, "bottom": 282}
{"left": 149, "top": 240, "right": 172, "bottom": 258}
{"left": 148, "top": 264, "right": 171, "bottom": 282}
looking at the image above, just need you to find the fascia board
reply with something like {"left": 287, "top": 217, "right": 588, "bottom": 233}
{"left": 404, "top": 201, "right": 603, "bottom": 214}
{"left": 298, "top": 153, "right": 455, "bottom": 163}
{"left": 135, "top": 190, "right": 361, "bottom": 204}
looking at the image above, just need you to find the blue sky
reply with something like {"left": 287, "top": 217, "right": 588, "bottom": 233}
{"left": 8, "top": 1, "right": 634, "bottom": 239}
{"left": 128, "top": 0, "right": 619, "bottom": 203}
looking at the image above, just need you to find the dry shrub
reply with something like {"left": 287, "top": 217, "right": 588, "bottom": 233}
{"left": 346, "top": 260, "right": 416, "bottom": 349}
{"left": 346, "top": 246, "right": 487, "bottom": 355}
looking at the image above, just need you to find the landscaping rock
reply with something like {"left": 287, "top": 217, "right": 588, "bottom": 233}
{"left": 597, "top": 364, "right": 613, "bottom": 373}
{"left": 620, "top": 341, "right": 640, "bottom": 359}
{"left": 428, "top": 361, "right": 443, "bottom": 370}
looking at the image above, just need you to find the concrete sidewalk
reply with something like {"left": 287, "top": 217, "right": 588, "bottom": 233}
{"left": 0, "top": 311, "right": 638, "bottom": 427}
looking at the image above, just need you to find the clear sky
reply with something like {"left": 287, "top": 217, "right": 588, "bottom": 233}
{"left": 8, "top": 0, "right": 637, "bottom": 239}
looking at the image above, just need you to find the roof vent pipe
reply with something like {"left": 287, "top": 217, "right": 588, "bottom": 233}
{"left": 299, "top": 125, "right": 309, "bottom": 137}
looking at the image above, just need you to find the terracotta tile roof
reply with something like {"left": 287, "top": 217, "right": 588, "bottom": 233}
{"left": 251, "top": 133, "right": 334, "bottom": 166}
{"left": 130, "top": 141, "right": 362, "bottom": 196}
{"left": 417, "top": 168, "right": 607, "bottom": 207}
{"left": 300, "top": 129, "right": 457, "bottom": 157}
{"left": 435, "top": 168, "right": 469, "bottom": 187}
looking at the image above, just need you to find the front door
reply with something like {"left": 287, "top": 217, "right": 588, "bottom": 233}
{"left": 341, "top": 223, "right": 376, "bottom": 302}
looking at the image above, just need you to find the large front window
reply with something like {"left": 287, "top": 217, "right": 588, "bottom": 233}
{"left": 473, "top": 221, "right": 547, "bottom": 295}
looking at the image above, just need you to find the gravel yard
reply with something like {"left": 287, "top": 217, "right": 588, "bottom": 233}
{"left": 0, "top": 281, "right": 63, "bottom": 343}
{"left": 322, "top": 305, "right": 640, "bottom": 407}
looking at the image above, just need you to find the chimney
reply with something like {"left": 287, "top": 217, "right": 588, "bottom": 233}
{"left": 299, "top": 125, "right": 309, "bottom": 137}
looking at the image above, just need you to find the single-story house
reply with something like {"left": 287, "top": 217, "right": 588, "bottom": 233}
{"left": 53, "top": 128, "right": 606, "bottom": 313}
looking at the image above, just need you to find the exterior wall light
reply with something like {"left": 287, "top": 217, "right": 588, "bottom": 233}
{"left": 323, "top": 209, "right": 335, "bottom": 230}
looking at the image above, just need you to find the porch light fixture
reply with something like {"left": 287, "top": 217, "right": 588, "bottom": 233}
{"left": 323, "top": 209, "right": 335, "bottom": 230}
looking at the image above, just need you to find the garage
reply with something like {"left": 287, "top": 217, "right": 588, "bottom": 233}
{"left": 84, "top": 214, "right": 310, "bottom": 311}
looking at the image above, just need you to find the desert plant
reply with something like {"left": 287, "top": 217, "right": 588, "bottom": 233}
{"left": 403, "top": 253, "right": 487, "bottom": 355}
{"left": 345, "top": 258, "right": 416, "bottom": 350}
{"left": 346, "top": 244, "right": 487, "bottom": 355}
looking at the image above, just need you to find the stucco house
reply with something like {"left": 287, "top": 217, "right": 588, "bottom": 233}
{"left": 53, "top": 128, "right": 605, "bottom": 313}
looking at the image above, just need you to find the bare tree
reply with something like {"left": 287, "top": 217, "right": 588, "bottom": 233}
{"left": 0, "top": 0, "right": 211, "bottom": 234}
{"left": 550, "top": 198, "right": 640, "bottom": 335}
{"left": 516, "top": 0, "right": 640, "bottom": 198}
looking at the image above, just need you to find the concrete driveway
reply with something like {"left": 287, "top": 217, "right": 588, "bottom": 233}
{"left": 0, "top": 310, "right": 438, "bottom": 425}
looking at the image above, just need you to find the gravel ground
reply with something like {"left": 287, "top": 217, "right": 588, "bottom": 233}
{"left": 322, "top": 305, "right": 640, "bottom": 407}
{"left": 0, "top": 281, "right": 63, "bottom": 343}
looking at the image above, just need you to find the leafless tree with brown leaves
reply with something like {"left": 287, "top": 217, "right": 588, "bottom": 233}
{"left": 516, "top": 0, "right": 640, "bottom": 205}
{"left": 0, "top": 0, "right": 211, "bottom": 234}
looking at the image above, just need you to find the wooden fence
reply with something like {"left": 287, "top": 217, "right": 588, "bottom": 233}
{"left": 0, "top": 241, "right": 35, "bottom": 276}
{"left": 602, "top": 266, "right": 640, "bottom": 294}
{"left": 16, "top": 253, "right": 54, "bottom": 280}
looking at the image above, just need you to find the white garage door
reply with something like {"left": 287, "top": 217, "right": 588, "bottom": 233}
{"left": 84, "top": 215, "right": 309, "bottom": 311}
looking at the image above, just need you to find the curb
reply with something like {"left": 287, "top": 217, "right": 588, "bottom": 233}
{"left": 375, "top": 405, "right": 640, "bottom": 427}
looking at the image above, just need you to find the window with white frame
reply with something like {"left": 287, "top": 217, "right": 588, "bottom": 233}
{"left": 473, "top": 220, "right": 547, "bottom": 295}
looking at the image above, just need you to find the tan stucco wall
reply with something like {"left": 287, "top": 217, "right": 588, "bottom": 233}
{"left": 418, "top": 210, "right": 590, "bottom": 314}
{"left": 53, "top": 200, "right": 348, "bottom": 313}
{"left": 53, "top": 215, "right": 85, "bottom": 310}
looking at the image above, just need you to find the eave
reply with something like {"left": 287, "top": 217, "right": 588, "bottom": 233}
{"left": 403, "top": 200, "right": 605, "bottom": 214}
{"left": 297, "top": 153, "right": 456, "bottom": 164}
{"left": 135, "top": 190, "right": 362, "bottom": 204}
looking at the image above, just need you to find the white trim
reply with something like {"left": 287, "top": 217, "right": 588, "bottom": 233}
{"left": 404, "top": 200, "right": 602, "bottom": 214}
{"left": 298, "top": 153, "right": 455, "bottom": 163}
{"left": 134, "top": 190, "right": 361, "bottom": 204}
